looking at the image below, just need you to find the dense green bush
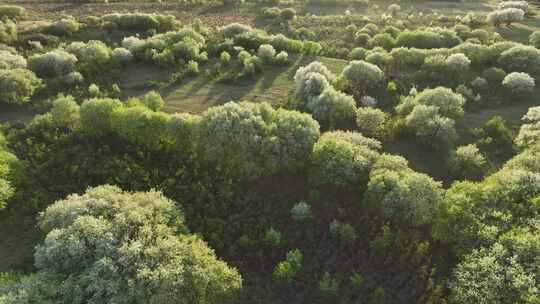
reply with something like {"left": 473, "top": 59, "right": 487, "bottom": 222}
{"left": 366, "top": 156, "right": 443, "bottom": 226}
{"left": 450, "top": 144, "right": 486, "bottom": 180}
{"left": 340, "top": 60, "right": 384, "bottom": 95}
{"left": 356, "top": 107, "right": 387, "bottom": 139}
{"left": 404, "top": 105, "right": 457, "bottom": 149}
{"left": 198, "top": 101, "right": 320, "bottom": 177}
{"left": 396, "top": 87, "right": 465, "bottom": 119}
{"left": 43, "top": 18, "right": 80, "bottom": 37}
{"left": 0, "top": 69, "right": 42, "bottom": 105}
{"left": 80, "top": 98, "right": 123, "bottom": 137}
{"left": 498, "top": 45, "right": 540, "bottom": 74}
{"left": 0, "top": 20, "right": 16, "bottom": 44}
{"left": 102, "top": 13, "right": 177, "bottom": 32}
{"left": 0, "top": 5, "right": 25, "bottom": 21}
{"left": 515, "top": 106, "right": 540, "bottom": 149}
{"left": 307, "top": 87, "right": 357, "bottom": 129}
{"left": 310, "top": 131, "right": 380, "bottom": 186}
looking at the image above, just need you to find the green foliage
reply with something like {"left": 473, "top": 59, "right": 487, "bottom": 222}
{"left": 263, "top": 227, "right": 282, "bottom": 247}
{"left": 273, "top": 249, "right": 302, "bottom": 283}
{"left": 198, "top": 101, "right": 320, "bottom": 177}
{"left": 291, "top": 201, "right": 312, "bottom": 221}
{"left": 0, "top": 5, "right": 25, "bottom": 21}
{"left": 43, "top": 18, "right": 80, "bottom": 36}
{"left": 0, "top": 20, "right": 17, "bottom": 44}
{"left": 50, "top": 95, "right": 80, "bottom": 129}
{"left": 366, "top": 156, "right": 444, "bottom": 226}
{"left": 319, "top": 272, "right": 339, "bottom": 298}
{"left": 80, "top": 98, "right": 123, "bottom": 137}
{"left": 141, "top": 90, "right": 165, "bottom": 111}
{"left": 310, "top": 131, "right": 380, "bottom": 186}
{"left": 0, "top": 69, "right": 42, "bottom": 105}
{"left": 2, "top": 185, "right": 242, "bottom": 304}
{"left": 28, "top": 50, "right": 78, "bottom": 79}
{"left": 450, "top": 144, "right": 486, "bottom": 180}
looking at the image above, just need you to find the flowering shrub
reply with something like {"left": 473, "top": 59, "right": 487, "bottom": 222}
{"left": 257, "top": 44, "right": 276, "bottom": 63}
{"left": 498, "top": 45, "right": 540, "bottom": 74}
{"left": 111, "top": 47, "right": 133, "bottom": 64}
{"left": 29, "top": 50, "right": 78, "bottom": 78}
{"left": 340, "top": 60, "right": 384, "bottom": 93}
{"left": 0, "top": 50, "right": 26, "bottom": 69}
{"left": 502, "top": 72, "right": 535, "bottom": 94}
{"left": 396, "top": 87, "right": 465, "bottom": 119}
{"left": 487, "top": 8, "right": 524, "bottom": 27}
{"left": 295, "top": 72, "right": 330, "bottom": 102}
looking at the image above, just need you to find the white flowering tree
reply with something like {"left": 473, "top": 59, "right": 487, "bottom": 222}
{"left": 356, "top": 107, "right": 387, "bottom": 139}
{"left": 487, "top": 8, "right": 525, "bottom": 27}
{"left": 28, "top": 50, "right": 78, "bottom": 79}
{"left": 502, "top": 72, "right": 535, "bottom": 94}
{"left": 0, "top": 185, "right": 242, "bottom": 304}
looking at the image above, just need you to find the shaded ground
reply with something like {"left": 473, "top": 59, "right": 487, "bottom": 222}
{"left": 120, "top": 55, "right": 348, "bottom": 113}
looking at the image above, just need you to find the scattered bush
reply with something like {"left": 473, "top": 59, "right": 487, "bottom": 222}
{"left": 291, "top": 201, "right": 312, "bottom": 221}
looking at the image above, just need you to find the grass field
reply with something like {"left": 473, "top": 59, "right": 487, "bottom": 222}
{"left": 120, "top": 55, "right": 348, "bottom": 113}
